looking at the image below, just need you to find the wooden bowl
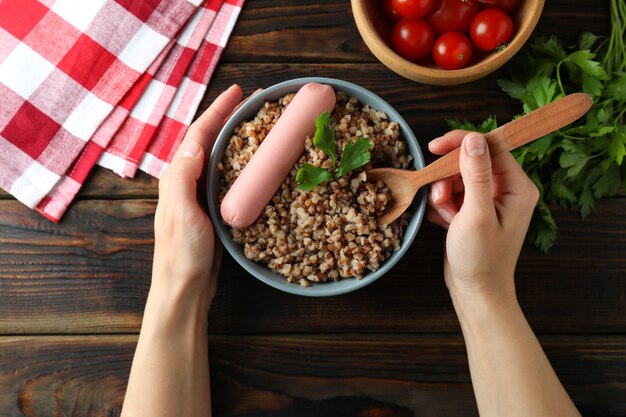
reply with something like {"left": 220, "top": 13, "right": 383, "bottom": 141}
{"left": 351, "top": 0, "right": 545, "bottom": 85}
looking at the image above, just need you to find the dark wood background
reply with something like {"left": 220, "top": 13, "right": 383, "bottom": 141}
{"left": 1, "top": 1, "right": 624, "bottom": 416}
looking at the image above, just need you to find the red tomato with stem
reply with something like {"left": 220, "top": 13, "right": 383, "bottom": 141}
{"left": 391, "top": 19, "right": 435, "bottom": 61}
{"left": 384, "top": 0, "right": 402, "bottom": 21}
{"left": 426, "top": 0, "right": 480, "bottom": 36}
{"left": 432, "top": 32, "right": 473, "bottom": 69}
{"left": 390, "top": 0, "right": 434, "bottom": 19}
{"left": 392, "top": 18, "right": 435, "bottom": 61}
{"left": 478, "top": 0, "right": 518, "bottom": 13}
{"left": 470, "top": 9, "right": 514, "bottom": 51}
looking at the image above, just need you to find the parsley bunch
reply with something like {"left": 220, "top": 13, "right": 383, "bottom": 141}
{"left": 449, "top": 0, "right": 626, "bottom": 252}
{"left": 296, "top": 112, "right": 372, "bottom": 190}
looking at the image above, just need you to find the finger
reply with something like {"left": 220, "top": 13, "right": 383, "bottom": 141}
{"left": 428, "top": 130, "right": 471, "bottom": 155}
{"left": 426, "top": 207, "right": 450, "bottom": 229}
{"left": 428, "top": 187, "right": 459, "bottom": 224}
{"left": 165, "top": 141, "right": 206, "bottom": 213}
{"left": 159, "top": 84, "right": 241, "bottom": 198}
{"left": 458, "top": 132, "right": 497, "bottom": 222}
{"left": 429, "top": 178, "right": 453, "bottom": 205}
{"left": 452, "top": 175, "right": 465, "bottom": 194}
{"left": 491, "top": 151, "right": 538, "bottom": 199}
{"left": 491, "top": 151, "right": 540, "bottom": 224}
{"left": 174, "top": 84, "right": 243, "bottom": 162}
{"left": 226, "top": 88, "right": 263, "bottom": 121}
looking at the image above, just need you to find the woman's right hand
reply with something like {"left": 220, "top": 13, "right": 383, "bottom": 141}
{"left": 427, "top": 131, "right": 581, "bottom": 417}
{"left": 426, "top": 130, "right": 539, "bottom": 307}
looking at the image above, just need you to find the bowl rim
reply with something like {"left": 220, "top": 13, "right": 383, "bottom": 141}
{"left": 351, "top": 0, "right": 545, "bottom": 85}
{"left": 207, "top": 77, "right": 426, "bottom": 297}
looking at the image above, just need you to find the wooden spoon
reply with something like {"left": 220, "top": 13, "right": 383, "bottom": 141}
{"left": 367, "top": 93, "right": 593, "bottom": 225}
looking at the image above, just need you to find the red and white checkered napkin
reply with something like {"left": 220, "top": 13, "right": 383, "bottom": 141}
{"left": 99, "top": 0, "right": 243, "bottom": 179}
{"left": 0, "top": 0, "right": 244, "bottom": 222}
{"left": 139, "top": 0, "right": 243, "bottom": 178}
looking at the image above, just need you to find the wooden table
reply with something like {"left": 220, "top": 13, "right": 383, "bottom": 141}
{"left": 1, "top": 1, "right": 624, "bottom": 416}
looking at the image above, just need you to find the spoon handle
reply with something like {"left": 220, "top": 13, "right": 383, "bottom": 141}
{"left": 414, "top": 93, "right": 593, "bottom": 186}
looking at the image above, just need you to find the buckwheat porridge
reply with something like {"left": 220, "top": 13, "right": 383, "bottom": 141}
{"left": 218, "top": 91, "right": 413, "bottom": 286}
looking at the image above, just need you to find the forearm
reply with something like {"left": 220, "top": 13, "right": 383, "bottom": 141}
{"left": 121, "top": 282, "right": 212, "bottom": 417}
{"left": 452, "top": 287, "right": 580, "bottom": 417}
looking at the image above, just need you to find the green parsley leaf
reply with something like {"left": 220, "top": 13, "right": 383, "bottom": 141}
{"left": 578, "top": 32, "right": 602, "bottom": 50}
{"left": 479, "top": 116, "right": 499, "bottom": 132}
{"left": 337, "top": 137, "right": 372, "bottom": 178}
{"left": 531, "top": 35, "right": 567, "bottom": 61}
{"left": 498, "top": 78, "right": 526, "bottom": 100}
{"left": 579, "top": 167, "right": 603, "bottom": 217}
{"left": 606, "top": 73, "right": 626, "bottom": 101}
{"left": 559, "top": 152, "right": 589, "bottom": 177}
{"left": 313, "top": 111, "right": 336, "bottom": 172}
{"left": 608, "top": 128, "right": 626, "bottom": 165}
{"left": 564, "top": 50, "right": 609, "bottom": 81}
{"left": 446, "top": 115, "right": 497, "bottom": 134}
{"left": 592, "top": 162, "right": 621, "bottom": 198}
{"left": 528, "top": 199, "right": 558, "bottom": 253}
{"left": 522, "top": 76, "right": 559, "bottom": 112}
{"left": 296, "top": 163, "right": 333, "bottom": 190}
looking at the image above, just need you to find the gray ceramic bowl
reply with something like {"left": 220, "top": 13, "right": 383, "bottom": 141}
{"left": 207, "top": 77, "right": 426, "bottom": 296}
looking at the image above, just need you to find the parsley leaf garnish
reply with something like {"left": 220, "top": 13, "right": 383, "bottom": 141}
{"left": 337, "top": 137, "right": 372, "bottom": 178}
{"left": 296, "top": 164, "right": 333, "bottom": 191}
{"left": 296, "top": 112, "right": 372, "bottom": 190}
{"left": 313, "top": 111, "right": 337, "bottom": 172}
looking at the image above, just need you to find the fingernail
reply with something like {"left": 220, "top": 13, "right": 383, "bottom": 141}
{"left": 431, "top": 183, "right": 442, "bottom": 203}
{"left": 183, "top": 141, "right": 201, "bottom": 158}
{"left": 438, "top": 207, "right": 454, "bottom": 224}
{"left": 465, "top": 133, "right": 485, "bottom": 157}
{"left": 253, "top": 88, "right": 263, "bottom": 94}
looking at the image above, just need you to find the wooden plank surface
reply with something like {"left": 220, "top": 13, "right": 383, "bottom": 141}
{"left": 1, "top": 197, "right": 623, "bottom": 335}
{"left": 0, "top": 0, "right": 623, "bottom": 416}
{"left": 1, "top": 335, "right": 625, "bottom": 417}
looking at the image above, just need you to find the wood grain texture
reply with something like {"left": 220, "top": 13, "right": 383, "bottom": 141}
{"left": 0, "top": 197, "right": 623, "bottom": 335}
{"left": 0, "top": 200, "right": 154, "bottom": 334}
{"left": 1, "top": 335, "right": 625, "bottom": 417}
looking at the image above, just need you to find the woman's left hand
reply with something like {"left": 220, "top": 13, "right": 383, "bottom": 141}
{"left": 151, "top": 84, "right": 243, "bottom": 311}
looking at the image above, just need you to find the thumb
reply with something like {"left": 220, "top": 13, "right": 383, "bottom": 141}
{"left": 166, "top": 140, "right": 205, "bottom": 210}
{"left": 459, "top": 132, "right": 496, "bottom": 218}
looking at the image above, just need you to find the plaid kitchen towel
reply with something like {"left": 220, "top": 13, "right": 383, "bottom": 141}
{"left": 36, "top": 0, "right": 232, "bottom": 221}
{"left": 0, "top": 0, "right": 244, "bottom": 222}
{"left": 0, "top": 0, "right": 201, "bottom": 209}
{"left": 97, "top": 0, "right": 225, "bottom": 178}
{"left": 139, "top": 0, "right": 244, "bottom": 178}
{"left": 34, "top": 40, "right": 177, "bottom": 221}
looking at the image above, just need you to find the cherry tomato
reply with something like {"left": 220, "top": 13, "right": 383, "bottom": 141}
{"left": 426, "top": 0, "right": 480, "bottom": 36}
{"left": 390, "top": 0, "right": 434, "bottom": 19}
{"left": 384, "top": 0, "right": 402, "bottom": 21}
{"left": 432, "top": 32, "right": 473, "bottom": 69}
{"left": 392, "top": 18, "right": 435, "bottom": 61}
{"left": 478, "top": 0, "right": 518, "bottom": 13}
{"left": 470, "top": 9, "right": 514, "bottom": 51}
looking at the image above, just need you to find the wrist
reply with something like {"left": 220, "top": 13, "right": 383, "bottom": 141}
{"left": 142, "top": 278, "right": 211, "bottom": 336}
{"left": 449, "top": 280, "right": 519, "bottom": 326}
